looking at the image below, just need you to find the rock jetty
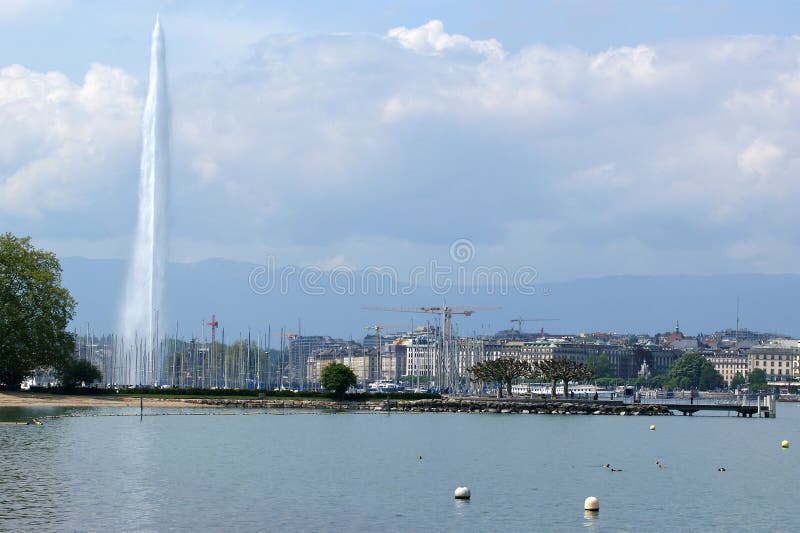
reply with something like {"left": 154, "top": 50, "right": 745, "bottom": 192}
{"left": 176, "top": 397, "right": 672, "bottom": 415}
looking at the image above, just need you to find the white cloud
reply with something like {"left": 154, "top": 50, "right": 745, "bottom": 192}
{"left": 6, "top": 21, "right": 800, "bottom": 277}
{"left": 565, "top": 162, "right": 631, "bottom": 192}
{"left": 150, "top": 28, "right": 800, "bottom": 275}
{"left": 386, "top": 19, "right": 504, "bottom": 59}
{"left": 737, "top": 138, "right": 784, "bottom": 176}
{"left": 590, "top": 45, "right": 659, "bottom": 84}
{"left": 0, "top": 63, "right": 139, "bottom": 217}
{"left": 0, "top": 0, "right": 65, "bottom": 21}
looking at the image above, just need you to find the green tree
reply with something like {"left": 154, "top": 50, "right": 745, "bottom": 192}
{"left": 534, "top": 359, "right": 561, "bottom": 399}
{"left": 586, "top": 353, "right": 610, "bottom": 378}
{"left": 0, "top": 234, "right": 76, "bottom": 389}
{"left": 646, "top": 374, "right": 667, "bottom": 389}
{"left": 666, "top": 352, "right": 724, "bottom": 390}
{"left": 534, "top": 359, "right": 592, "bottom": 399}
{"left": 468, "top": 357, "right": 532, "bottom": 398}
{"left": 730, "top": 372, "right": 746, "bottom": 390}
{"left": 319, "top": 362, "right": 357, "bottom": 397}
{"left": 748, "top": 368, "right": 768, "bottom": 392}
{"left": 57, "top": 357, "right": 102, "bottom": 388}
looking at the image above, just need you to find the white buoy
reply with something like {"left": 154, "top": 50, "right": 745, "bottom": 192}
{"left": 454, "top": 486, "right": 471, "bottom": 499}
{"left": 649, "top": 424, "right": 656, "bottom": 431}
{"left": 584, "top": 496, "right": 599, "bottom": 511}
{"left": 781, "top": 440, "right": 790, "bottom": 449}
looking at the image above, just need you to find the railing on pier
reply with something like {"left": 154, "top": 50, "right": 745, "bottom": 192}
{"left": 625, "top": 391, "right": 776, "bottom": 418}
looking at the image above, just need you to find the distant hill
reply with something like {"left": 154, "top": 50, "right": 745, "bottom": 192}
{"left": 60, "top": 257, "right": 800, "bottom": 339}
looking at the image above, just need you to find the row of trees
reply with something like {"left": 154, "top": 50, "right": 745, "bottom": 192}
{"left": 468, "top": 357, "right": 593, "bottom": 399}
{"left": 466, "top": 351, "right": 768, "bottom": 399}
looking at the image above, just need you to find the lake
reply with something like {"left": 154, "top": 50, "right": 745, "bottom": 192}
{"left": 1, "top": 404, "right": 798, "bottom": 531}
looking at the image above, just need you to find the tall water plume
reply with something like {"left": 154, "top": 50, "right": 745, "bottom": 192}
{"left": 120, "top": 16, "right": 169, "bottom": 385}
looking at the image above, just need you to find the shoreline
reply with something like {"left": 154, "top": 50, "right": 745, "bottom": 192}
{"left": 0, "top": 392, "right": 204, "bottom": 409}
{"left": 0, "top": 392, "right": 672, "bottom": 415}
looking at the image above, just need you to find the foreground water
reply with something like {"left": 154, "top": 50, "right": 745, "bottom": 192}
{"left": 1, "top": 404, "right": 798, "bottom": 532}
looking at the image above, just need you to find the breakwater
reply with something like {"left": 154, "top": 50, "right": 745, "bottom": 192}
{"left": 174, "top": 397, "right": 673, "bottom": 415}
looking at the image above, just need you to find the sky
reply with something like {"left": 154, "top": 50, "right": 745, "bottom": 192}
{"left": 3, "top": 0, "right": 800, "bottom": 284}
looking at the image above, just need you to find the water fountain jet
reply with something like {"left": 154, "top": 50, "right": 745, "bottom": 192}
{"left": 120, "top": 16, "right": 169, "bottom": 385}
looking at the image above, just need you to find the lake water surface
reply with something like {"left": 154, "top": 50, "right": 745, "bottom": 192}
{"left": 1, "top": 404, "right": 798, "bottom": 531}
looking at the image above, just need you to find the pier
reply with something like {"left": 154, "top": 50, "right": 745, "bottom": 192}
{"left": 631, "top": 393, "right": 776, "bottom": 418}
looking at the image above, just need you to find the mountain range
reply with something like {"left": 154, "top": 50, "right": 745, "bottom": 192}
{"left": 60, "top": 257, "right": 800, "bottom": 340}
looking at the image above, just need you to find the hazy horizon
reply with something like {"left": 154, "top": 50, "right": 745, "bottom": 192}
{"left": 60, "top": 256, "right": 800, "bottom": 340}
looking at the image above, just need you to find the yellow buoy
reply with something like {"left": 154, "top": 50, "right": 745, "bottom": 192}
{"left": 649, "top": 424, "right": 656, "bottom": 431}
{"left": 781, "top": 440, "right": 790, "bottom": 449}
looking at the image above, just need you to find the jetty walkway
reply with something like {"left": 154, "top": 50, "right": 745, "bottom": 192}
{"left": 622, "top": 392, "right": 777, "bottom": 418}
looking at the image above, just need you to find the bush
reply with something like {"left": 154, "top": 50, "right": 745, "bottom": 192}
{"left": 57, "top": 358, "right": 102, "bottom": 388}
{"left": 319, "top": 362, "right": 358, "bottom": 397}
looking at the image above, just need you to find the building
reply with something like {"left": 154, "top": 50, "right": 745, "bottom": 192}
{"left": 747, "top": 340, "right": 800, "bottom": 383}
{"left": 706, "top": 350, "right": 748, "bottom": 386}
{"left": 404, "top": 336, "right": 679, "bottom": 390}
{"left": 294, "top": 337, "right": 361, "bottom": 389}
{"left": 405, "top": 336, "right": 485, "bottom": 392}
{"left": 480, "top": 339, "right": 678, "bottom": 379}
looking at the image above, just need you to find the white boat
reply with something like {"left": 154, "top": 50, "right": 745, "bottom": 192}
{"left": 512, "top": 383, "right": 604, "bottom": 398}
{"left": 368, "top": 380, "right": 405, "bottom": 393}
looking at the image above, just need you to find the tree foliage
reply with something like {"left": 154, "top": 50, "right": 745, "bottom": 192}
{"left": 57, "top": 357, "right": 102, "bottom": 388}
{"left": 535, "top": 359, "right": 593, "bottom": 398}
{"left": 0, "top": 234, "right": 76, "bottom": 389}
{"left": 666, "top": 352, "right": 724, "bottom": 390}
{"left": 468, "top": 357, "right": 532, "bottom": 398}
{"left": 730, "top": 372, "right": 746, "bottom": 389}
{"left": 586, "top": 353, "right": 610, "bottom": 378}
{"left": 319, "top": 362, "right": 357, "bottom": 397}
{"left": 748, "top": 368, "right": 768, "bottom": 392}
{"left": 534, "top": 359, "right": 561, "bottom": 399}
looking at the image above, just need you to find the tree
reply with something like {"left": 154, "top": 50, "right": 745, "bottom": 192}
{"left": 748, "top": 368, "right": 768, "bottom": 392}
{"left": 0, "top": 234, "right": 76, "bottom": 389}
{"left": 666, "top": 352, "right": 724, "bottom": 391}
{"left": 468, "top": 357, "right": 532, "bottom": 398}
{"left": 57, "top": 357, "right": 102, "bottom": 388}
{"left": 586, "top": 353, "right": 610, "bottom": 378}
{"left": 534, "top": 359, "right": 561, "bottom": 399}
{"left": 533, "top": 359, "right": 592, "bottom": 399}
{"left": 553, "top": 360, "right": 592, "bottom": 398}
{"left": 646, "top": 374, "right": 667, "bottom": 389}
{"left": 730, "top": 372, "right": 746, "bottom": 389}
{"left": 319, "top": 362, "right": 357, "bottom": 397}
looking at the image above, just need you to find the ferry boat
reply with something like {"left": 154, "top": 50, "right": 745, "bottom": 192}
{"left": 511, "top": 383, "right": 610, "bottom": 398}
{"left": 367, "top": 380, "right": 405, "bottom": 393}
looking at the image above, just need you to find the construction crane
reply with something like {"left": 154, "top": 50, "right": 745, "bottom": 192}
{"left": 365, "top": 306, "right": 499, "bottom": 394}
{"left": 364, "top": 306, "right": 500, "bottom": 338}
{"left": 205, "top": 315, "right": 219, "bottom": 387}
{"left": 364, "top": 324, "right": 411, "bottom": 383}
{"left": 510, "top": 317, "right": 559, "bottom": 334}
